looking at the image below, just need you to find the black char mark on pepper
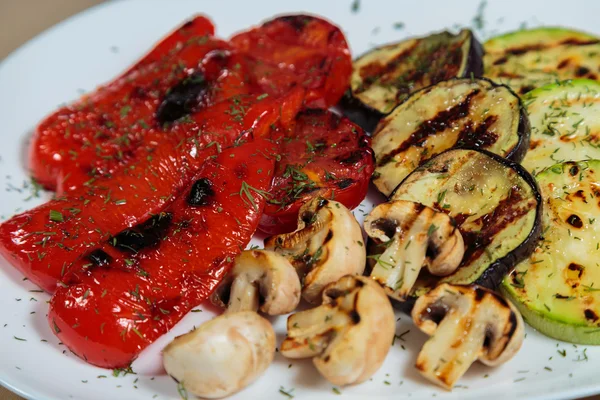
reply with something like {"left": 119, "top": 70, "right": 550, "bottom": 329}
{"left": 112, "top": 212, "right": 173, "bottom": 253}
{"left": 156, "top": 71, "right": 210, "bottom": 124}
{"left": 188, "top": 178, "right": 215, "bottom": 206}
{"left": 88, "top": 249, "right": 113, "bottom": 268}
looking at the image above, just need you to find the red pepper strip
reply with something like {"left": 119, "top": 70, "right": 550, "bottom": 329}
{"left": 259, "top": 109, "right": 374, "bottom": 235}
{"left": 0, "top": 88, "right": 304, "bottom": 293}
{"left": 48, "top": 138, "right": 277, "bottom": 368}
{"left": 119, "top": 15, "right": 215, "bottom": 76}
{"left": 230, "top": 15, "right": 352, "bottom": 109}
{"left": 31, "top": 16, "right": 248, "bottom": 193}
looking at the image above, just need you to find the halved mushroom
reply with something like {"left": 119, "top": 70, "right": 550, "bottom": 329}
{"left": 411, "top": 283, "right": 524, "bottom": 389}
{"left": 364, "top": 200, "right": 464, "bottom": 300}
{"left": 163, "top": 250, "right": 301, "bottom": 399}
{"left": 211, "top": 249, "right": 302, "bottom": 315}
{"left": 280, "top": 275, "right": 395, "bottom": 386}
{"left": 163, "top": 311, "right": 275, "bottom": 399}
{"left": 265, "top": 197, "right": 366, "bottom": 304}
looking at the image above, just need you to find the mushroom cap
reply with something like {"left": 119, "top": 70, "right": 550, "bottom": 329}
{"left": 211, "top": 250, "right": 301, "bottom": 315}
{"left": 281, "top": 275, "right": 395, "bottom": 386}
{"left": 411, "top": 283, "right": 524, "bottom": 388}
{"left": 163, "top": 311, "right": 275, "bottom": 399}
{"left": 364, "top": 200, "right": 464, "bottom": 299}
{"left": 265, "top": 198, "right": 366, "bottom": 304}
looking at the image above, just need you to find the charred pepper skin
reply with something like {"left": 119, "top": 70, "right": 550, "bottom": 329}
{"left": 48, "top": 139, "right": 278, "bottom": 368}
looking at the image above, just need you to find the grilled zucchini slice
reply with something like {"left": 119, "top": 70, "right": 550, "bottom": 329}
{"left": 371, "top": 78, "right": 529, "bottom": 196}
{"left": 503, "top": 160, "right": 600, "bottom": 344}
{"left": 485, "top": 27, "right": 600, "bottom": 95}
{"left": 385, "top": 149, "right": 542, "bottom": 300}
{"left": 521, "top": 79, "right": 600, "bottom": 176}
{"left": 342, "top": 29, "right": 483, "bottom": 131}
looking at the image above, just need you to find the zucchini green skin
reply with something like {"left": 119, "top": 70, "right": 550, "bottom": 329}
{"left": 502, "top": 160, "right": 600, "bottom": 344}
{"left": 521, "top": 79, "right": 600, "bottom": 176}
{"left": 385, "top": 149, "right": 542, "bottom": 309}
{"left": 484, "top": 27, "right": 600, "bottom": 95}
{"left": 341, "top": 29, "right": 484, "bottom": 132}
{"left": 370, "top": 77, "right": 531, "bottom": 196}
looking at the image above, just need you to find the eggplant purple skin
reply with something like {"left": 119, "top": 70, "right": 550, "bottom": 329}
{"left": 339, "top": 30, "right": 485, "bottom": 134}
{"left": 366, "top": 148, "right": 543, "bottom": 313}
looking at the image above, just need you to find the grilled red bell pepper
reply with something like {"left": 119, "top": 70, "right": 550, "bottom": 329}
{"left": 230, "top": 15, "right": 352, "bottom": 109}
{"left": 0, "top": 88, "right": 304, "bottom": 292}
{"left": 260, "top": 109, "right": 374, "bottom": 235}
{"left": 48, "top": 138, "right": 276, "bottom": 368}
{"left": 31, "top": 15, "right": 251, "bottom": 193}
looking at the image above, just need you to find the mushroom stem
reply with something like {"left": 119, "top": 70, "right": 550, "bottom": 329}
{"left": 411, "top": 284, "right": 524, "bottom": 389}
{"left": 227, "top": 278, "right": 260, "bottom": 314}
{"left": 281, "top": 275, "right": 395, "bottom": 386}
{"left": 265, "top": 198, "right": 366, "bottom": 304}
{"left": 365, "top": 200, "right": 464, "bottom": 301}
{"left": 415, "top": 303, "right": 483, "bottom": 388}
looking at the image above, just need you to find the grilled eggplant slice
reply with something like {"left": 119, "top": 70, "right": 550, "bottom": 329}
{"left": 342, "top": 29, "right": 484, "bottom": 131}
{"left": 521, "top": 79, "right": 600, "bottom": 176}
{"left": 502, "top": 161, "right": 600, "bottom": 344}
{"left": 384, "top": 149, "right": 542, "bottom": 300}
{"left": 484, "top": 27, "right": 600, "bottom": 95}
{"left": 371, "top": 78, "right": 530, "bottom": 196}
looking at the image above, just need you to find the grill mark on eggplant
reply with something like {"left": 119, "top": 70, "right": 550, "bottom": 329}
{"left": 112, "top": 212, "right": 173, "bottom": 253}
{"left": 355, "top": 41, "right": 420, "bottom": 94}
{"left": 458, "top": 187, "right": 531, "bottom": 267}
{"left": 457, "top": 115, "right": 499, "bottom": 149}
{"left": 377, "top": 90, "right": 479, "bottom": 167}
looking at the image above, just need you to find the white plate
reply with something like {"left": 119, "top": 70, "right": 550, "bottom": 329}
{"left": 1, "top": 0, "right": 600, "bottom": 399}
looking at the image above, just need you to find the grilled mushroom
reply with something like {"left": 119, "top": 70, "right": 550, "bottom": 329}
{"left": 411, "top": 283, "right": 524, "bottom": 389}
{"left": 212, "top": 249, "right": 302, "bottom": 315}
{"left": 163, "top": 250, "right": 301, "bottom": 398}
{"left": 364, "top": 200, "right": 464, "bottom": 300}
{"left": 163, "top": 311, "right": 275, "bottom": 399}
{"left": 265, "top": 197, "right": 366, "bottom": 304}
{"left": 280, "top": 275, "right": 395, "bottom": 386}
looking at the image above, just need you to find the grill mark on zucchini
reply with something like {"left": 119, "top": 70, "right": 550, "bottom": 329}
{"left": 503, "top": 39, "right": 599, "bottom": 56}
{"left": 377, "top": 90, "right": 479, "bottom": 167}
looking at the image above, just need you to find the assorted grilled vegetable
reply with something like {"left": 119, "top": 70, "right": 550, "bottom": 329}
{"left": 341, "top": 29, "right": 483, "bottom": 131}
{"left": 484, "top": 27, "right": 600, "bottom": 95}
{"left": 371, "top": 78, "right": 530, "bottom": 195}
{"left": 49, "top": 139, "right": 278, "bottom": 368}
{"left": 412, "top": 284, "right": 524, "bottom": 389}
{"left": 503, "top": 161, "right": 600, "bottom": 345}
{"left": 389, "top": 149, "right": 542, "bottom": 296}
{"left": 163, "top": 249, "right": 301, "bottom": 399}
{"left": 265, "top": 198, "right": 366, "bottom": 304}
{"left": 520, "top": 79, "right": 600, "bottom": 175}
{"left": 364, "top": 200, "right": 464, "bottom": 301}
{"left": 260, "top": 110, "right": 374, "bottom": 235}
{"left": 5, "top": 8, "right": 600, "bottom": 397}
{"left": 281, "top": 275, "right": 395, "bottom": 386}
